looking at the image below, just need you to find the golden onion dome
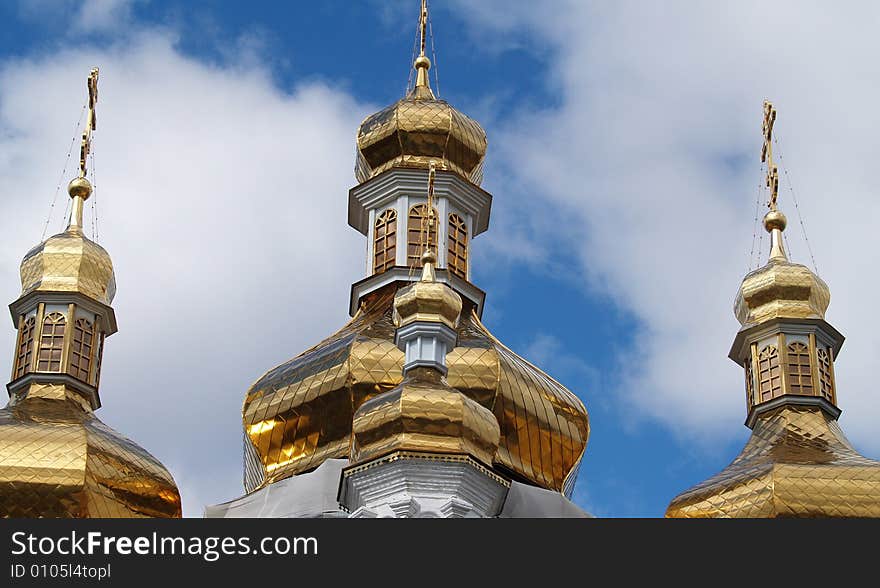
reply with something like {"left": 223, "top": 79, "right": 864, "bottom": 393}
{"left": 242, "top": 285, "right": 590, "bottom": 496}
{"left": 734, "top": 211, "right": 830, "bottom": 328}
{"left": 19, "top": 178, "right": 116, "bottom": 306}
{"left": 393, "top": 250, "right": 462, "bottom": 329}
{"left": 351, "top": 367, "right": 500, "bottom": 466}
{"left": 355, "top": 54, "right": 488, "bottom": 186}
{"left": 0, "top": 383, "right": 181, "bottom": 518}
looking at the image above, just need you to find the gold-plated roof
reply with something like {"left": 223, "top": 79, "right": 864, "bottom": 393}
{"left": 354, "top": 11, "right": 487, "bottom": 186}
{"left": 666, "top": 405, "right": 880, "bottom": 517}
{"left": 242, "top": 285, "right": 589, "bottom": 496}
{"left": 0, "top": 383, "right": 181, "bottom": 518}
{"left": 19, "top": 179, "right": 116, "bottom": 306}
{"left": 351, "top": 367, "right": 500, "bottom": 467}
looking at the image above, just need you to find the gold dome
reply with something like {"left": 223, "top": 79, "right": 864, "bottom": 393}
{"left": 242, "top": 285, "right": 589, "bottom": 496}
{"left": 19, "top": 179, "right": 115, "bottom": 306}
{"left": 393, "top": 251, "right": 462, "bottom": 329}
{"left": 734, "top": 213, "right": 830, "bottom": 328}
{"left": 351, "top": 367, "right": 500, "bottom": 467}
{"left": 20, "top": 228, "right": 116, "bottom": 306}
{"left": 0, "top": 383, "right": 181, "bottom": 518}
{"left": 355, "top": 62, "right": 487, "bottom": 186}
{"left": 666, "top": 405, "right": 880, "bottom": 518}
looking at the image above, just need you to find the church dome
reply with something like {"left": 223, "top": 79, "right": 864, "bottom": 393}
{"left": 734, "top": 211, "right": 829, "bottom": 328}
{"left": 242, "top": 286, "right": 590, "bottom": 496}
{"left": 355, "top": 56, "right": 487, "bottom": 186}
{"left": 351, "top": 367, "right": 500, "bottom": 467}
{"left": 0, "top": 386, "right": 181, "bottom": 518}
{"left": 19, "top": 178, "right": 116, "bottom": 306}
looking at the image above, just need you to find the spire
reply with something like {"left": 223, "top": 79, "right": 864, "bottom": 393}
{"left": 761, "top": 100, "right": 787, "bottom": 262}
{"left": 67, "top": 67, "right": 99, "bottom": 233}
{"left": 412, "top": 0, "right": 435, "bottom": 99}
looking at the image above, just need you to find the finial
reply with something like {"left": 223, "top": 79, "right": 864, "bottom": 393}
{"left": 412, "top": 0, "right": 434, "bottom": 97}
{"left": 420, "top": 249, "right": 437, "bottom": 282}
{"left": 67, "top": 68, "right": 99, "bottom": 233}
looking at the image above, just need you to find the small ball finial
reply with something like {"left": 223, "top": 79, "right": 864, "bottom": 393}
{"left": 421, "top": 249, "right": 436, "bottom": 266}
{"left": 763, "top": 210, "right": 787, "bottom": 233}
{"left": 414, "top": 55, "right": 431, "bottom": 71}
{"left": 68, "top": 177, "right": 93, "bottom": 201}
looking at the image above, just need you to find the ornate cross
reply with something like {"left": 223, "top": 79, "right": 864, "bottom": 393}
{"left": 79, "top": 67, "right": 99, "bottom": 178}
{"left": 423, "top": 161, "right": 437, "bottom": 254}
{"left": 761, "top": 100, "right": 779, "bottom": 211}
{"left": 419, "top": 0, "right": 428, "bottom": 57}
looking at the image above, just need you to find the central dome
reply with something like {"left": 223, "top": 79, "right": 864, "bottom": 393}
{"left": 242, "top": 286, "right": 589, "bottom": 497}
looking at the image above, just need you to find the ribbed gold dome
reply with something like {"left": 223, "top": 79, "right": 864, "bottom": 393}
{"left": 19, "top": 179, "right": 115, "bottom": 306}
{"left": 355, "top": 66, "right": 487, "bottom": 186}
{"left": 242, "top": 286, "right": 589, "bottom": 496}
{"left": 20, "top": 229, "right": 116, "bottom": 306}
{"left": 734, "top": 212, "right": 830, "bottom": 328}
{"left": 351, "top": 368, "right": 500, "bottom": 467}
{"left": 393, "top": 251, "right": 462, "bottom": 329}
{"left": 0, "top": 383, "right": 181, "bottom": 518}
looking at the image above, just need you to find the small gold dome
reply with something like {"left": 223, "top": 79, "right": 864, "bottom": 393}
{"left": 393, "top": 251, "right": 463, "bottom": 330}
{"left": 355, "top": 84, "right": 488, "bottom": 186}
{"left": 734, "top": 259, "right": 830, "bottom": 328}
{"left": 351, "top": 369, "right": 500, "bottom": 467}
{"left": 19, "top": 228, "right": 116, "bottom": 306}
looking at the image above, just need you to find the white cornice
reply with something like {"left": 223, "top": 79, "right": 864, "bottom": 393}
{"left": 348, "top": 168, "right": 492, "bottom": 236}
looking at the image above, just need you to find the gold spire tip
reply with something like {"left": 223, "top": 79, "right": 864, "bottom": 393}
{"left": 412, "top": 0, "right": 433, "bottom": 94}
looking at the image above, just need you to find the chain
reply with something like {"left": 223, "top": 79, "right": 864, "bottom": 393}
{"left": 774, "top": 136, "right": 819, "bottom": 274}
{"left": 42, "top": 102, "right": 86, "bottom": 240}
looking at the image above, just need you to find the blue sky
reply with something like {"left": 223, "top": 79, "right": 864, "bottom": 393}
{"left": 1, "top": 1, "right": 878, "bottom": 517}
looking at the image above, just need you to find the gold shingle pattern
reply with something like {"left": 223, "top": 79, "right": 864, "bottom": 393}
{"left": 355, "top": 94, "right": 488, "bottom": 186}
{"left": 242, "top": 285, "right": 589, "bottom": 495}
{"left": 0, "top": 385, "right": 181, "bottom": 518}
{"left": 19, "top": 229, "right": 116, "bottom": 306}
{"left": 666, "top": 405, "right": 880, "bottom": 518}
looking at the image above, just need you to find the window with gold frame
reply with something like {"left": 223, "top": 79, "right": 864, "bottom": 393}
{"left": 14, "top": 316, "right": 36, "bottom": 379}
{"left": 757, "top": 345, "right": 781, "bottom": 403}
{"left": 68, "top": 318, "right": 94, "bottom": 383}
{"left": 37, "top": 312, "right": 66, "bottom": 372}
{"left": 786, "top": 341, "right": 813, "bottom": 396}
{"left": 447, "top": 213, "right": 468, "bottom": 279}
{"left": 373, "top": 208, "right": 397, "bottom": 274}
{"left": 407, "top": 203, "right": 437, "bottom": 268}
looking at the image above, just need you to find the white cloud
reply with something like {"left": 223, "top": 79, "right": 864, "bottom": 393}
{"left": 454, "top": 1, "right": 880, "bottom": 455}
{"left": 0, "top": 30, "right": 370, "bottom": 516}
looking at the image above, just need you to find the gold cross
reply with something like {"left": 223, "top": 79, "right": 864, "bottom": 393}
{"left": 422, "top": 162, "right": 437, "bottom": 254}
{"left": 761, "top": 100, "right": 779, "bottom": 210}
{"left": 419, "top": 0, "right": 428, "bottom": 57}
{"left": 79, "top": 67, "right": 99, "bottom": 178}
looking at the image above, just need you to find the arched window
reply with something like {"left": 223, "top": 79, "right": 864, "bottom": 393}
{"left": 373, "top": 209, "right": 397, "bottom": 274}
{"left": 447, "top": 213, "right": 468, "bottom": 279}
{"left": 37, "top": 312, "right": 66, "bottom": 372}
{"left": 757, "top": 345, "right": 781, "bottom": 403}
{"left": 786, "top": 342, "right": 813, "bottom": 396}
{"left": 407, "top": 203, "right": 437, "bottom": 268}
{"left": 817, "top": 347, "right": 835, "bottom": 403}
{"left": 14, "top": 316, "right": 36, "bottom": 378}
{"left": 68, "top": 318, "right": 94, "bottom": 382}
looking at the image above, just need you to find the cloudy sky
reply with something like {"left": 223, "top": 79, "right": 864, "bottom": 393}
{"left": 0, "top": 0, "right": 877, "bottom": 517}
